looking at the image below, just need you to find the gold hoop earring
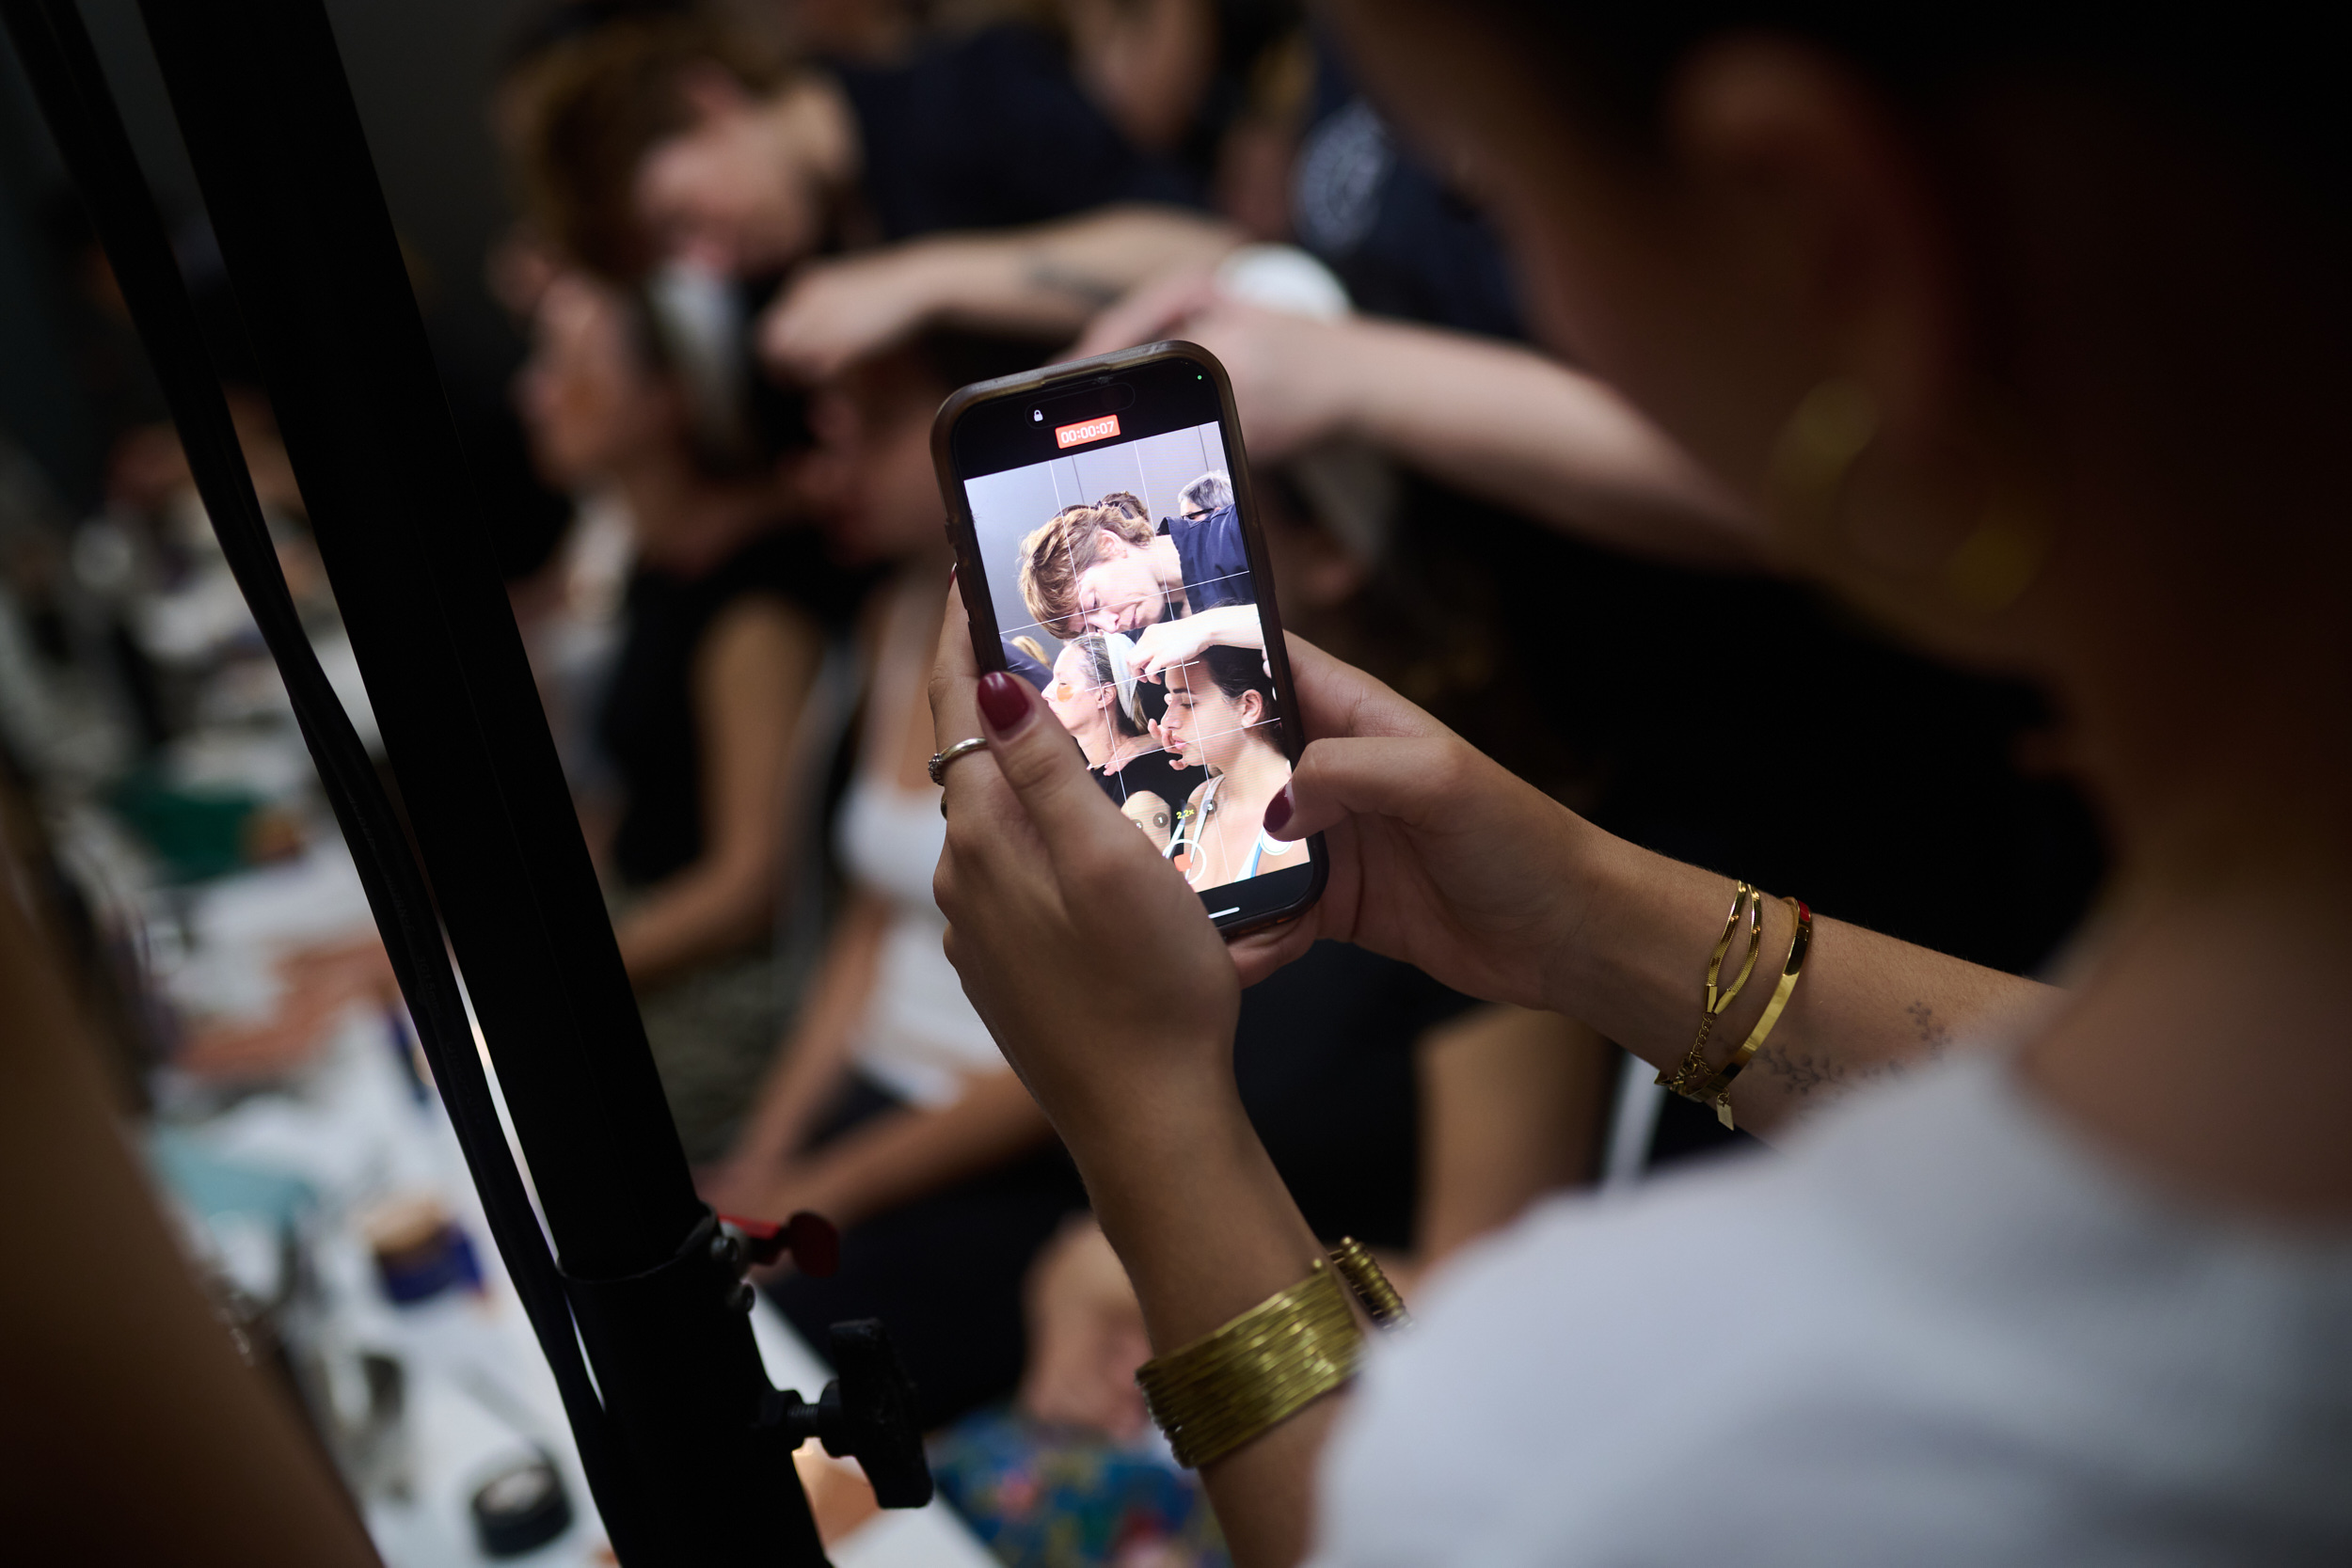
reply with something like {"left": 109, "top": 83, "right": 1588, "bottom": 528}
{"left": 1767, "top": 377, "right": 2050, "bottom": 618}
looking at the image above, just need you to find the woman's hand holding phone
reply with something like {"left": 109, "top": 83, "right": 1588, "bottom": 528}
{"left": 1223, "top": 637, "right": 1600, "bottom": 1012}
{"left": 931, "top": 589, "right": 1343, "bottom": 1568}
{"left": 930, "top": 591, "right": 1245, "bottom": 1160}
{"left": 930, "top": 591, "right": 1598, "bottom": 1145}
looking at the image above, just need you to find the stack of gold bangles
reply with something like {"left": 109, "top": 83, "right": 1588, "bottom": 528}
{"left": 1136, "top": 1238, "right": 1408, "bottom": 1469}
{"left": 1658, "top": 880, "right": 1815, "bottom": 1129}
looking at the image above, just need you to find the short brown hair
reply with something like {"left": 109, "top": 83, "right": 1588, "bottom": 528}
{"left": 1017, "top": 500, "right": 1154, "bottom": 638}
{"left": 504, "top": 10, "right": 790, "bottom": 279}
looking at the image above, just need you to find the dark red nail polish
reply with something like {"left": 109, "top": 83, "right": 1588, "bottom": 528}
{"left": 1263, "top": 784, "right": 1295, "bottom": 837}
{"left": 977, "top": 671, "right": 1030, "bottom": 735}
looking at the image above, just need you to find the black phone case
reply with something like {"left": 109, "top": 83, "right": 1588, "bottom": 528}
{"left": 929, "top": 340, "right": 1327, "bottom": 937}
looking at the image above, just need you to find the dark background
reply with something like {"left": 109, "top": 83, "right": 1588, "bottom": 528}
{"left": 0, "top": 0, "right": 532, "bottom": 508}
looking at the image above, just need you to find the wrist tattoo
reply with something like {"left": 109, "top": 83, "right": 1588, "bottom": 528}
{"left": 1905, "top": 1001, "right": 1954, "bottom": 1053}
{"left": 1756, "top": 1001, "right": 1952, "bottom": 1099}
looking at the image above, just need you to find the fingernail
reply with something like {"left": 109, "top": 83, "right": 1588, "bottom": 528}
{"left": 977, "top": 671, "right": 1031, "bottom": 736}
{"left": 1263, "top": 784, "right": 1295, "bottom": 838}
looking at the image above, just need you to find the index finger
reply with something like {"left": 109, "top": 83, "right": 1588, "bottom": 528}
{"left": 930, "top": 584, "right": 1033, "bottom": 841}
{"left": 929, "top": 579, "right": 985, "bottom": 752}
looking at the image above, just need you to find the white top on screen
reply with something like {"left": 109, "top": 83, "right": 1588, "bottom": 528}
{"left": 1311, "top": 1051, "right": 2352, "bottom": 1567}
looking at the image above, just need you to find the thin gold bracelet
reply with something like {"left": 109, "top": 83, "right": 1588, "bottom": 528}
{"left": 1658, "top": 880, "right": 1763, "bottom": 1095}
{"left": 1692, "top": 898, "right": 1815, "bottom": 1129}
{"left": 1136, "top": 1259, "right": 1361, "bottom": 1469}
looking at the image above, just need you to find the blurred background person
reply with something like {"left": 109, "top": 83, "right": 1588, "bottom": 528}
{"left": 748, "top": 0, "right": 1315, "bottom": 386}
{"left": 695, "top": 328, "right": 1083, "bottom": 1429}
{"left": 515, "top": 263, "right": 862, "bottom": 1161}
{"left": 503, "top": 1, "right": 1203, "bottom": 286}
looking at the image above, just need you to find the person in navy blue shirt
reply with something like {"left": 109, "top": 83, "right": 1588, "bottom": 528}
{"left": 1017, "top": 471, "right": 1255, "bottom": 629}
{"left": 509, "top": 8, "right": 1193, "bottom": 282}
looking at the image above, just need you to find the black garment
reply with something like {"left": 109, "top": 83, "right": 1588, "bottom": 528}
{"left": 834, "top": 27, "right": 1196, "bottom": 245}
{"left": 1289, "top": 49, "right": 1525, "bottom": 341}
{"left": 1163, "top": 503, "right": 1254, "bottom": 611}
{"left": 766, "top": 1074, "right": 1089, "bottom": 1432}
{"left": 1159, "top": 0, "right": 1305, "bottom": 198}
{"left": 1234, "top": 942, "right": 1477, "bottom": 1249}
{"left": 599, "top": 527, "right": 869, "bottom": 886}
{"left": 1091, "top": 745, "right": 1200, "bottom": 819}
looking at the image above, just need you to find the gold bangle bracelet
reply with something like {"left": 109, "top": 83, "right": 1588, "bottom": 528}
{"left": 1136, "top": 1258, "right": 1362, "bottom": 1470}
{"left": 1658, "top": 881, "right": 1763, "bottom": 1095}
{"left": 1692, "top": 898, "right": 1815, "bottom": 1128}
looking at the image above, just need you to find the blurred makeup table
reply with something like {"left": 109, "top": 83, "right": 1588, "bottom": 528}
{"left": 147, "top": 843, "right": 993, "bottom": 1568}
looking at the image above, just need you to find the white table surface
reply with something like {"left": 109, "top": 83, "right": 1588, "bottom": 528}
{"left": 164, "top": 847, "right": 993, "bottom": 1568}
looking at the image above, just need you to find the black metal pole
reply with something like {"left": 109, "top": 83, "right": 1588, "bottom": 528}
{"left": 0, "top": 3, "right": 653, "bottom": 1549}
{"left": 8, "top": 0, "right": 830, "bottom": 1558}
{"left": 134, "top": 0, "right": 695, "bottom": 1280}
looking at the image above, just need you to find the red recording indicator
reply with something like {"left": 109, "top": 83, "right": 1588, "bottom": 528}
{"left": 1054, "top": 413, "right": 1120, "bottom": 449}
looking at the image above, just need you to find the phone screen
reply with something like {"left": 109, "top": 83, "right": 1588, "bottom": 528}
{"left": 942, "top": 350, "right": 1317, "bottom": 928}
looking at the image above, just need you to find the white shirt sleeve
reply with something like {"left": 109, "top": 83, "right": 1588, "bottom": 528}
{"left": 1305, "top": 1053, "right": 2352, "bottom": 1568}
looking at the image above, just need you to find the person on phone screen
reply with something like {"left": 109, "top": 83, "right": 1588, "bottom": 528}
{"left": 1043, "top": 634, "right": 1196, "bottom": 820}
{"left": 1015, "top": 476, "right": 1264, "bottom": 658}
{"left": 1157, "top": 644, "right": 1306, "bottom": 889}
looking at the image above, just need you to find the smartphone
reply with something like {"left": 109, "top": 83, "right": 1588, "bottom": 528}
{"left": 931, "top": 341, "right": 1326, "bottom": 936}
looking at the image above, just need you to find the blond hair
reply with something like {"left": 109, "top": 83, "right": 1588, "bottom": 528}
{"left": 1016, "top": 499, "right": 1154, "bottom": 638}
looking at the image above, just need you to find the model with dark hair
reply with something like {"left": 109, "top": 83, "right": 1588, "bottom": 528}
{"left": 1159, "top": 643, "right": 1301, "bottom": 890}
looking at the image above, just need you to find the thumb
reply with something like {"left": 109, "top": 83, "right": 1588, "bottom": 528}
{"left": 1269, "top": 734, "right": 1469, "bottom": 843}
{"left": 975, "top": 671, "right": 1136, "bottom": 873}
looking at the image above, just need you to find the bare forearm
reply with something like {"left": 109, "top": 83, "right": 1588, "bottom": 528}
{"left": 625, "top": 599, "right": 815, "bottom": 986}
{"left": 803, "top": 1069, "right": 1055, "bottom": 1226}
{"left": 1070, "top": 1085, "right": 1338, "bottom": 1568}
{"left": 614, "top": 858, "right": 774, "bottom": 986}
{"left": 728, "top": 898, "right": 886, "bottom": 1164}
{"left": 923, "top": 207, "right": 1240, "bottom": 337}
{"left": 1547, "top": 823, "right": 2059, "bottom": 1136}
{"left": 1415, "top": 1006, "right": 1613, "bottom": 1262}
{"left": 1342, "top": 321, "right": 1759, "bottom": 567}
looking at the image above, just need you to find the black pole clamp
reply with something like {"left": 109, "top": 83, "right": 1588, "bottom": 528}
{"left": 756, "top": 1322, "right": 935, "bottom": 1511}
